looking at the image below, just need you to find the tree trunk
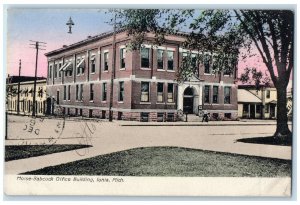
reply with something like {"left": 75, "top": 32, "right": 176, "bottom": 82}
{"left": 274, "top": 82, "right": 292, "bottom": 143}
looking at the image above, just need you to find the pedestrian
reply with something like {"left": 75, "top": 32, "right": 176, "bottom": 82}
{"left": 202, "top": 109, "right": 209, "bottom": 122}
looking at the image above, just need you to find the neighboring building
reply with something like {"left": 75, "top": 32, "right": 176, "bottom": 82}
{"left": 6, "top": 76, "right": 47, "bottom": 116}
{"left": 45, "top": 30, "right": 238, "bottom": 121}
{"left": 238, "top": 85, "right": 277, "bottom": 119}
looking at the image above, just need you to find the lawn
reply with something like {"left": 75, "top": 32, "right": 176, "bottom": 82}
{"left": 5, "top": 144, "right": 91, "bottom": 162}
{"left": 23, "top": 146, "right": 291, "bottom": 177}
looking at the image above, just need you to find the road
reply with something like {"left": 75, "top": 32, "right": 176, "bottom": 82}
{"left": 5, "top": 115, "right": 292, "bottom": 174}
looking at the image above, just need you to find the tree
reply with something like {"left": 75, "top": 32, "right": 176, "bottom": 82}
{"left": 111, "top": 9, "right": 294, "bottom": 141}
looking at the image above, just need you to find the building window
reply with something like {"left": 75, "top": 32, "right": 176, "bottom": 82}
{"left": 265, "top": 104, "right": 269, "bottom": 113}
{"left": 104, "top": 52, "right": 109, "bottom": 71}
{"left": 119, "top": 81, "right": 124, "bottom": 102}
{"left": 224, "top": 86, "right": 231, "bottom": 104}
{"left": 191, "top": 54, "right": 197, "bottom": 69}
{"left": 54, "top": 64, "right": 58, "bottom": 78}
{"left": 102, "top": 83, "right": 107, "bottom": 101}
{"left": 213, "top": 86, "right": 218, "bottom": 103}
{"left": 58, "top": 63, "right": 62, "bottom": 77}
{"left": 90, "top": 56, "right": 96, "bottom": 73}
{"left": 266, "top": 90, "right": 270, "bottom": 98}
{"left": 141, "top": 112, "right": 149, "bottom": 122}
{"left": 256, "top": 104, "right": 261, "bottom": 114}
{"left": 167, "top": 83, "right": 174, "bottom": 103}
{"left": 167, "top": 51, "right": 174, "bottom": 70}
{"left": 76, "top": 84, "right": 83, "bottom": 101}
{"left": 67, "top": 85, "right": 71, "bottom": 100}
{"left": 76, "top": 58, "right": 85, "bottom": 75}
{"left": 157, "top": 83, "right": 164, "bottom": 102}
{"left": 204, "top": 54, "right": 211, "bottom": 74}
{"left": 141, "top": 82, "right": 150, "bottom": 102}
{"left": 204, "top": 85, "right": 210, "bottom": 103}
{"left": 157, "top": 49, "right": 164, "bottom": 70}
{"left": 49, "top": 65, "right": 52, "bottom": 78}
{"left": 90, "top": 84, "right": 94, "bottom": 101}
{"left": 120, "top": 48, "right": 126, "bottom": 69}
{"left": 63, "top": 85, "right": 66, "bottom": 100}
{"left": 80, "top": 84, "right": 83, "bottom": 101}
{"left": 141, "top": 47, "right": 150, "bottom": 68}
{"left": 224, "top": 113, "right": 231, "bottom": 119}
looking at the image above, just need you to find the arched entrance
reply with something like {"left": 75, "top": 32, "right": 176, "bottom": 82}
{"left": 183, "top": 87, "right": 195, "bottom": 114}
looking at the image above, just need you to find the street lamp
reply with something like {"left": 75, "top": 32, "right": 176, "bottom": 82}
{"left": 66, "top": 17, "right": 75, "bottom": 34}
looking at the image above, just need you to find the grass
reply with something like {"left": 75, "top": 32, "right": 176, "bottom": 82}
{"left": 5, "top": 144, "right": 91, "bottom": 162}
{"left": 237, "top": 136, "right": 292, "bottom": 146}
{"left": 23, "top": 146, "right": 291, "bottom": 177}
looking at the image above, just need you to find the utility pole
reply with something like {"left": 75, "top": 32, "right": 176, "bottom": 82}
{"left": 109, "top": 11, "right": 117, "bottom": 122}
{"left": 17, "top": 59, "right": 21, "bottom": 115}
{"left": 29, "top": 40, "right": 46, "bottom": 117}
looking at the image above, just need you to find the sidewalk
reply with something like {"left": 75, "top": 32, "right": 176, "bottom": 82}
{"left": 5, "top": 118, "right": 292, "bottom": 175}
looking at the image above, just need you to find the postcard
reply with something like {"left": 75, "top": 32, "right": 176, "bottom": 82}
{"left": 4, "top": 6, "right": 293, "bottom": 196}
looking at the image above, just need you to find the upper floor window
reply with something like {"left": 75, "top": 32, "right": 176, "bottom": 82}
{"left": 49, "top": 65, "right": 53, "bottom": 79}
{"left": 141, "top": 47, "right": 150, "bottom": 68}
{"left": 104, "top": 52, "right": 109, "bottom": 71}
{"left": 167, "top": 51, "right": 174, "bottom": 70}
{"left": 141, "top": 82, "right": 150, "bottom": 102}
{"left": 76, "top": 58, "right": 85, "bottom": 75}
{"left": 90, "top": 55, "right": 96, "bottom": 73}
{"left": 120, "top": 48, "right": 126, "bottom": 69}
{"left": 54, "top": 64, "right": 58, "bottom": 78}
{"left": 167, "top": 83, "right": 174, "bottom": 103}
{"left": 157, "top": 83, "right": 164, "bottom": 102}
{"left": 204, "top": 54, "right": 211, "bottom": 74}
{"left": 224, "top": 86, "right": 231, "bottom": 104}
{"left": 266, "top": 90, "right": 271, "bottom": 98}
{"left": 157, "top": 49, "right": 164, "bottom": 70}
{"left": 204, "top": 85, "right": 210, "bottom": 103}
{"left": 58, "top": 63, "right": 62, "bottom": 77}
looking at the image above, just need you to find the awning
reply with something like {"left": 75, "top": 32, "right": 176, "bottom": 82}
{"left": 90, "top": 55, "right": 96, "bottom": 61}
{"left": 268, "top": 100, "right": 277, "bottom": 104}
{"left": 76, "top": 58, "right": 85, "bottom": 68}
{"left": 63, "top": 62, "right": 73, "bottom": 71}
{"left": 238, "top": 89, "right": 262, "bottom": 103}
{"left": 59, "top": 62, "right": 68, "bottom": 71}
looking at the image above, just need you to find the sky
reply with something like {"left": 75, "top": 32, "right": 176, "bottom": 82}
{"left": 6, "top": 8, "right": 112, "bottom": 77}
{"left": 6, "top": 8, "right": 269, "bottom": 79}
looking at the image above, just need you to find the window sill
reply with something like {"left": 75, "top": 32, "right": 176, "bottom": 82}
{"left": 167, "top": 102, "right": 175, "bottom": 105}
{"left": 101, "top": 100, "right": 107, "bottom": 103}
{"left": 90, "top": 72, "right": 95, "bottom": 75}
{"left": 118, "top": 101, "right": 124, "bottom": 104}
{"left": 167, "top": 70, "right": 175, "bottom": 72}
{"left": 141, "top": 68, "right": 151, "bottom": 70}
{"left": 157, "top": 69, "right": 165, "bottom": 72}
{"left": 120, "top": 68, "right": 126, "bottom": 71}
{"left": 204, "top": 73, "right": 212, "bottom": 75}
{"left": 103, "top": 70, "right": 109, "bottom": 72}
{"left": 156, "top": 102, "right": 165, "bottom": 104}
{"left": 89, "top": 100, "right": 94, "bottom": 103}
{"left": 140, "top": 102, "right": 151, "bottom": 104}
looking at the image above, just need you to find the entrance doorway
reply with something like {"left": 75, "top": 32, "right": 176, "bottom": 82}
{"left": 183, "top": 87, "right": 194, "bottom": 114}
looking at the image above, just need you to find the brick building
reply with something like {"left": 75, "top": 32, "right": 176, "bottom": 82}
{"left": 45, "top": 30, "right": 238, "bottom": 121}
